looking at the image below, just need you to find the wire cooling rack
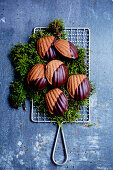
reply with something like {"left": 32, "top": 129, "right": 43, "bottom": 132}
{"left": 31, "top": 27, "right": 90, "bottom": 124}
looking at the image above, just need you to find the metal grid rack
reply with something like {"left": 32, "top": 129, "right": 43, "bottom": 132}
{"left": 31, "top": 27, "right": 90, "bottom": 124}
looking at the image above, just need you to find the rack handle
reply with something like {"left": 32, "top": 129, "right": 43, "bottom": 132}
{"left": 52, "top": 124, "right": 68, "bottom": 165}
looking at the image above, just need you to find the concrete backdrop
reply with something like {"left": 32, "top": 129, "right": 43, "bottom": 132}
{"left": 0, "top": 0, "right": 113, "bottom": 169}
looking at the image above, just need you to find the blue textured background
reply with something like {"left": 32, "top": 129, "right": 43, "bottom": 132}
{"left": 0, "top": 0, "right": 113, "bottom": 169}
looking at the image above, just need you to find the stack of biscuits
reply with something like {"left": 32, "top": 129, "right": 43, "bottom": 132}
{"left": 27, "top": 36, "right": 91, "bottom": 116}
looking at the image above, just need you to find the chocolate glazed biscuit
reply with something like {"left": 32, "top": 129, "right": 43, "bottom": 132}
{"left": 45, "top": 88, "right": 68, "bottom": 116}
{"left": 37, "top": 36, "right": 56, "bottom": 60}
{"left": 46, "top": 60, "right": 68, "bottom": 87}
{"left": 54, "top": 39, "right": 78, "bottom": 59}
{"left": 27, "top": 63, "right": 47, "bottom": 91}
{"left": 67, "top": 75, "right": 91, "bottom": 100}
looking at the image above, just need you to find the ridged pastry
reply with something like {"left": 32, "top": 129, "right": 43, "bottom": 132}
{"left": 54, "top": 39, "right": 78, "bottom": 59}
{"left": 45, "top": 88, "right": 68, "bottom": 116}
{"left": 27, "top": 63, "right": 47, "bottom": 90}
{"left": 46, "top": 60, "right": 68, "bottom": 87}
{"left": 37, "top": 36, "right": 56, "bottom": 60}
{"left": 67, "top": 74, "right": 91, "bottom": 100}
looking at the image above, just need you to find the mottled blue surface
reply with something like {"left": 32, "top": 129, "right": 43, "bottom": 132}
{"left": 0, "top": 0, "right": 113, "bottom": 169}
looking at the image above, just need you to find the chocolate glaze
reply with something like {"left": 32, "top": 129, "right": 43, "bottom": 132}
{"left": 52, "top": 64, "right": 68, "bottom": 87}
{"left": 34, "top": 78, "right": 47, "bottom": 91}
{"left": 69, "top": 42, "right": 78, "bottom": 59}
{"left": 75, "top": 77, "right": 91, "bottom": 100}
{"left": 44, "top": 39, "right": 56, "bottom": 60}
{"left": 53, "top": 92, "right": 68, "bottom": 116}
{"left": 54, "top": 49, "right": 64, "bottom": 59}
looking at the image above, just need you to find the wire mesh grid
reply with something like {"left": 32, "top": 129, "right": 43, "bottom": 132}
{"left": 31, "top": 27, "right": 90, "bottom": 123}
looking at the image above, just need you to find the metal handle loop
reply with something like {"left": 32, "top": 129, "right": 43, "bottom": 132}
{"left": 52, "top": 124, "right": 68, "bottom": 166}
